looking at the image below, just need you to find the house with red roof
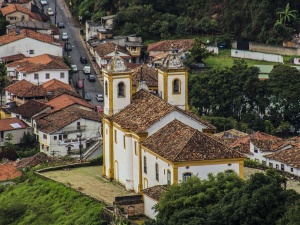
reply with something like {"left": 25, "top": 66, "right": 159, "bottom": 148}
{"left": 0, "top": 4, "right": 42, "bottom": 24}
{"left": 0, "top": 29, "right": 63, "bottom": 58}
{"left": 0, "top": 117, "right": 31, "bottom": 146}
{"left": 5, "top": 54, "right": 69, "bottom": 84}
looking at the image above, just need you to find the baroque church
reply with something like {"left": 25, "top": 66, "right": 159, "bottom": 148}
{"left": 101, "top": 47, "right": 245, "bottom": 195}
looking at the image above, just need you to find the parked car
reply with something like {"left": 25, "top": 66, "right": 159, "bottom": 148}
{"left": 96, "top": 94, "right": 104, "bottom": 102}
{"left": 64, "top": 43, "right": 72, "bottom": 51}
{"left": 40, "top": 0, "right": 48, "bottom": 5}
{"left": 80, "top": 56, "right": 87, "bottom": 64}
{"left": 83, "top": 66, "right": 91, "bottom": 74}
{"left": 71, "top": 64, "right": 78, "bottom": 73}
{"left": 84, "top": 92, "right": 92, "bottom": 101}
{"left": 88, "top": 74, "right": 95, "bottom": 82}
{"left": 46, "top": 8, "right": 54, "bottom": 16}
{"left": 95, "top": 105, "right": 103, "bottom": 113}
{"left": 57, "top": 22, "right": 65, "bottom": 28}
{"left": 62, "top": 32, "right": 68, "bottom": 41}
{"left": 76, "top": 79, "right": 84, "bottom": 89}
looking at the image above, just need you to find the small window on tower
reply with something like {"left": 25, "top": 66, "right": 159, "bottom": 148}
{"left": 173, "top": 79, "right": 181, "bottom": 94}
{"left": 118, "top": 82, "right": 125, "bottom": 97}
{"left": 105, "top": 81, "right": 108, "bottom": 96}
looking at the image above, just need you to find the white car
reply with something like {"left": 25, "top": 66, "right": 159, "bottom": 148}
{"left": 62, "top": 32, "right": 69, "bottom": 41}
{"left": 96, "top": 94, "right": 104, "bottom": 102}
{"left": 83, "top": 66, "right": 91, "bottom": 74}
{"left": 46, "top": 8, "right": 54, "bottom": 16}
{"left": 40, "top": 0, "right": 48, "bottom": 5}
{"left": 71, "top": 64, "right": 78, "bottom": 72}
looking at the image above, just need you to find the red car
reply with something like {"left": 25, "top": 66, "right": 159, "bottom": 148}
{"left": 95, "top": 105, "right": 103, "bottom": 113}
{"left": 76, "top": 79, "right": 84, "bottom": 89}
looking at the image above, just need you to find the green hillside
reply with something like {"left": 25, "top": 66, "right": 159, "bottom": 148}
{"left": 0, "top": 173, "right": 106, "bottom": 225}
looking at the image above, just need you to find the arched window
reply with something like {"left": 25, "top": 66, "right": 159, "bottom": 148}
{"left": 155, "top": 163, "right": 159, "bottom": 181}
{"left": 144, "top": 156, "right": 147, "bottom": 174}
{"left": 118, "top": 82, "right": 125, "bottom": 97}
{"left": 173, "top": 79, "right": 181, "bottom": 93}
{"left": 105, "top": 81, "right": 108, "bottom": 96}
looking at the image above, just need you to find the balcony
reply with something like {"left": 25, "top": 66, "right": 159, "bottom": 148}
{"left": 59, "top": 125, "right": 87, "bottom": 134}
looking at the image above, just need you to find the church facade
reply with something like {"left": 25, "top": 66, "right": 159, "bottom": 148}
{"left": 102, "top": 48, "right": 245, "bottom": 193}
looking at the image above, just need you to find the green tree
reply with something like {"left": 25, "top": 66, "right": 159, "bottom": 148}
{"left": 267, "top": 65, "right": 300, "bottom": 133}
{"left": 0, "top": 12, "right": 9, "bottom": 35}
{"left": 276, "top": 3, "right": 298, "bottom": 26}
{"left": 184, "top": 38, "right": 212, "bottom": 67}
{"left": 0, "top": 62, "right": 7, "bottom": 106}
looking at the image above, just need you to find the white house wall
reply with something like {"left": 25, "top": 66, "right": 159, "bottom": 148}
{"left": 0, "top": 37, "right": 62, "bottom": 58}
{"left": 178, "top": 163, "right": 239, "bottom": 182}
{"left": 39, "top": 118, "right": 101, "bottom": 156}
{"left": 249, "top": 142, "right": 273, "bottom": 163}
{"left": 18, "top": 69, "right": 69, "bottom": 85}
{"left": 157, "top": 70, "right": 164, "bottom": 98}
{"left": 146, "top": 110, "right": 208, "bottom": 137}
{"left": 0, "top": 128, "right": 32, "bottom": 146}
{"left": 143, "top": 195, "right": 158, "bottom": 219}
{"left": 103, "top": 121, "right": 111, "bottom": 176}
{"left": 142, "top": 148, "right": 173, "bottom": 189}
{"left": 265, "top": 157, "right": 300, "bottom": 176}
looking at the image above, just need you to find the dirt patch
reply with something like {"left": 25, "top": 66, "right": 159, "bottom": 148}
{"left": 40, "top": 166, "right": 135, "bottom": 205}
{"left": 244, "top": 167, "right": 300, "bottom": 193}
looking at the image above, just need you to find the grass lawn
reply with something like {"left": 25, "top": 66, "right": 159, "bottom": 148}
{"left": 203, "top": 49, "right": 295, "bottom": 68}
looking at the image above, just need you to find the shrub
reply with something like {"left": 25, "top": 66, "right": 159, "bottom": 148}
{"left": 89, "top": 155, "right": 103, "bottom": 166}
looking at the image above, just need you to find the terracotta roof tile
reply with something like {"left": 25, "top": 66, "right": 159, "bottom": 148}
{"left": 47, "top": 88, "right": 82, "bottom": 100}
{"left": 46, "top": 94, "right": 94, "bottom": 112}
{"left": 112, "top": 90, "right": 214, "bottom": 133}
{"left": 36, "top": 106, "right": 102, "bottom": 133}
{"left": 0, "top": 163, "right": 21, "bottom": 181}
{"left": 132, "top": 65, "right": 158, "bottom": 87}
{"left": 250, "top": 131, "right": 284, "bottom": 152}
{"left": 95, "top": 42, "right": 130, "bottom": 57}
{"left": 0, "top": 117, "right": 27, "bottom": 131}
{"left": 265, "top": 146, "right": 300, "bottom": 170}
{"left": 230, "top": 136, "right": 252, "bottom": 155}
{"left": 42, "top": 79, "right": 72, "bottom": 92}
{"left": 214, "top": 129, "right": 248, "bottom": 139}
{"left": 9, "top": 100, "right": 48, "bottom": 118}
{"left": 5, "top": 80, "right": 47, "bottom": 97}
{"left": 0, "top": 29, "right": 61, "bottom": 46}
{"left": 147, "top": 39, "right": 194, "bottom": 52}
{"left": 1, "top": 53, "right": 26, "bottom": 63}
{"left": 142, "top": 120, "right": 244, "bottom": 162}
{"left": 6, "top": 54, "right": 69, "bottom": 73}
{"left": 0, "top": 4, "right": 42, "bottom": 21}
{"left": 141, "top": 185, "right": 168, "bottom": 201}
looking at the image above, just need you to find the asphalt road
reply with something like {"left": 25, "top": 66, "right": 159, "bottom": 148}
{"left": 47, "top": 0, "right": 104, "bottom": 108}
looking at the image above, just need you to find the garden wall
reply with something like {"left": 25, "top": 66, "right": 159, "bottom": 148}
{"left": 231, "top": 49, "right": 283, "bottom": 63}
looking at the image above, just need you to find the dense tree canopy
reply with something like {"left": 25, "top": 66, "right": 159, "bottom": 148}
{"left": 146, "top": 170, "right": 299, "bottom": 225}
{"left": 70, "top": 0, "right": 300, "bottom": 43}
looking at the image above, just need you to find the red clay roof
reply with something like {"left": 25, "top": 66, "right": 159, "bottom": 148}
{"left": 36, "top": 106, "right": 102, "bottom": 133}
{"left": 9, "top": 100, "right": 49, "bottom": 118}
{"left": 5, "top": 80, "right": 47, "bottom": 97}
{"left": 95, "top": 42, "right": 130, "bottom": 57}
{"left": 1, "top": 53, "right": 26, "bottom": 63}
{"left": 0, "top": 29, "right": 62, "bottom": 46}
{"left": 147, "top": 39, "right": 194, "bottom": 52}
{"left": 0, "top": 117, "right": 27, "bottom": 131}
{"left": 111, "top": 90, "right": 214, "bottom": 134}
{"left": 141, "top": 185, "right": 168, "bottom": 201}
{"left": 46, "top": 94, "right": 94, "bottom": 112}
{"left": 142, "top": 119, "right": 244, "bottom": 162}
{"left": 0, "top": 163, "right": 21, "bottom": 181}
{"left": 132, "top": 65, "right": 158, "bottom": 87}
{"left": 250, "top": 131, "right": 284, "bottom": 152}
{"left": 0, "top": 4, "right": 42, "bottom": 21}
{"left": 6, "top": 54, "right": 69, "bottom": 73}
{"left": 42, "top": 79, "right": 72, "bottom": 92}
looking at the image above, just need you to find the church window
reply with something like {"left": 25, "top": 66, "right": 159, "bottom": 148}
{"left": 105, "top": 81, "right": 108, "bottom": 96}
{"left": 118, "top": 82, "right": 125, "bottom": 97}
{"left": 155, "top": 163, "right": 159, "bottom": 181}
{"left": 114, "top": 130, "right": 117, "bottom": 143}
{"left": 167, "top": 170, "right": 171, "bottom": 185}
{"left": 123, "top": 135, "right": 126, "bottom": 148}
{"left": 144, "top": 156, "right": 147, "bottom": 174}
{"left": 183, "top": 172, "right": 192, "bottom": 182}
{"left": 173, "top": 79, "right": 181, "bottom": 93}
{"left": 134, "top": 141, "right": 138, "bottom": 155}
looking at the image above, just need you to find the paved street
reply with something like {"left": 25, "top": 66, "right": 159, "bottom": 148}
{"left": 46, "top": 0, "right": 103, "bottom": 158}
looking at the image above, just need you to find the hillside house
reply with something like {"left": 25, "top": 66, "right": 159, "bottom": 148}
{"left": 5, "top": 54, "right": 69, "bottom": 84}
